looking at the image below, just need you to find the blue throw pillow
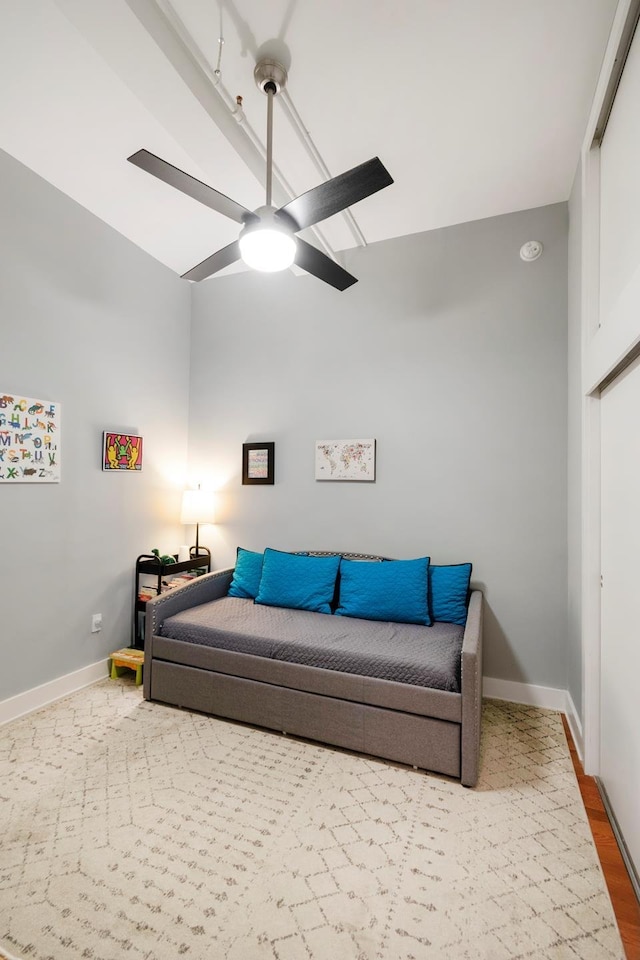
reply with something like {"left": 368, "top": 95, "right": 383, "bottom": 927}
{"left": 429, "top": 563, "right": 472, "bottom": 625}
{"left": 335, "top": 557, "right": 431, "bottom": 625}
{"left": 228, "top": 547, "right": 264, "bottom": 599}
{"left": 255, "top": 548, "right": 340, "bottom": 615}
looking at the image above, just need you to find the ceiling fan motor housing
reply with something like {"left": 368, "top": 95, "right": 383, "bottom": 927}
{"left": 254, "top": 58, "right": 288, "bottom": 96}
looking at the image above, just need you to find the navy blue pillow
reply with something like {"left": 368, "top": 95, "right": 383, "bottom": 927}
{"left": 429, "top": 563, "right": 472, "bottom": 625}
{"left": 255, "top": 548, "right": 340, "bottom": 615}
{"left": 335, "top": 557, "right": 431, "bottom": 625}
{"left": 228, "top": 547, "right": 264, "bottom": 599}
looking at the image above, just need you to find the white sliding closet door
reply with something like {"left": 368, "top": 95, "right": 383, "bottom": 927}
{"left": 600, "top": 355, "right": 640, "bottom": 880}
{"left": 599, "top": 7, "right": 640, "bottom": 331}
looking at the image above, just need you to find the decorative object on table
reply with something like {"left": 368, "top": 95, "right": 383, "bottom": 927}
{"left": 315, "top": 439, "right": 376, "bottom": 481}
{"left": 102, "top": 432, "right": 143, "bottom": 471}
{"left": 0, "top": 392, "right": 61, "bottom": 483}
{"left": 110, "top": 647, "right": 144, "bottom": 685}
{"left": 151, "top": 547, "right": 176, "bottom": 565}
{"left": 242, "top": 441, "right": 275, "bottom": 485}
{"left": 180, "top": 484, "right": 215, "bottom": 555}
{"left": 178, "top": 545, "right": 190, "bottom": 562}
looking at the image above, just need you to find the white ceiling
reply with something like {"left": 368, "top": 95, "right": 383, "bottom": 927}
{"left": 0, "top": 0, "right": 618, "bottom": 281}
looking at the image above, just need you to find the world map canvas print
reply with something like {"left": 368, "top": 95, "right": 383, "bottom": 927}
{"left": 315, "top": 439, "right": 376, "bottom": 481}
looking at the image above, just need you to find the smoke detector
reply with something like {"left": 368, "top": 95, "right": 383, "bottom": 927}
{"left": 520, "top": 240, "right": 543, "bottom": 262}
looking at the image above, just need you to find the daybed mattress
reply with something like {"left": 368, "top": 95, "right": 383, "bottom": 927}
{"left": 159, "top": 597, "right": 464, "bottom": 692}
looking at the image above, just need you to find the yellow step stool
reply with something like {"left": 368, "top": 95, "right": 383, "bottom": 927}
{"left": 110, "top": 647, "right": 144, "bottom": 686}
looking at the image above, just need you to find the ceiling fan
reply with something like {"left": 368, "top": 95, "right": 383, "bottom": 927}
{"left": 128, "top": 58, "right": 393, "bottom": 291}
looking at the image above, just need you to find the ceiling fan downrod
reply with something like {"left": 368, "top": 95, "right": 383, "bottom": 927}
{"left": 254, "top": 59, "right": 288, "bottom": 209}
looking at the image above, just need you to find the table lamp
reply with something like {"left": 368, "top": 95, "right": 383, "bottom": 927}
{"left": 180, "top": 485, "right": 215, "bottom": 556}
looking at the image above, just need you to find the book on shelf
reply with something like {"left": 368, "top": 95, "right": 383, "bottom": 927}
{"left": 138, "top": 586, "right": 158, "bottom": 602}
{"left": 137, "top": 565, "right": 208, "bottom": 603}
{"left": 160, "top": 572, "right": 199, "bottom": 592}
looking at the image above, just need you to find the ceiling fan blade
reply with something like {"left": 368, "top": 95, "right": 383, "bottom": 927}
{"left": 128, "top": 149, "right": 257, "bottom": 225}
{"left": 276, "top": 157, "right": 393, "bottom": 231}
{"left": 181, "top": 240, "right": 242, "bottom": 282}
{"left": 294, "top": 238, "right": 358, "bottom": 291}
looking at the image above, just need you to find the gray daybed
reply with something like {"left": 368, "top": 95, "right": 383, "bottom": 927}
{"left": 143, "top": 554, "right": 483, "bottom": 786}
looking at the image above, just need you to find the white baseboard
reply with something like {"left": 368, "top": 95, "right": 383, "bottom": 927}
{"left": 483, "top": 676, "right": 567, "bottom": 712}
{"left": 0, "top": 658, "right": 109, "bottom": 726}
{"left": 564, "top": 690, "right": 584, "bottom": 761}
{"left": 483, "top": 677, "right": 585, "bottom": 759}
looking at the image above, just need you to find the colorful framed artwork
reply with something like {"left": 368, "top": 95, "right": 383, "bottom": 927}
{"left": 242, "top": 442, "right": 275, "bottom": 485}
{"left": 0, "top": 392, "right": 61, "bottom": 482}
{"left": 103, "top": 432, "right": 143, "bottom": 471}
{"left": 315, "top": 439, "right": 376, "bottom": 482}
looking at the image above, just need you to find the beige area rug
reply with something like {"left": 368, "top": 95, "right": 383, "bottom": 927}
{"left": 0, "top": 680, "right": 624, "bottom": 960}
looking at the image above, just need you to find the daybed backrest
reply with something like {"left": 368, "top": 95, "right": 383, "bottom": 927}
{"left": 301, "top": 551, "right": 391, "bottom": 562}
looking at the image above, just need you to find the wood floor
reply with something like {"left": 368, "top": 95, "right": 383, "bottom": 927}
{"left": 562, "top": 716, "right": 640, "bottom": 960}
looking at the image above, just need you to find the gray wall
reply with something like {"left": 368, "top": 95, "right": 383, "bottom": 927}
{"left": 0, "top": 155, "right": 569, "bottom": 700}
{"left": 567, "top": 167, "right": 583, "bottom": 718}
{"left": 0, "top": 150, "right": 191, "bottom": 700}
{"left": 189, "top": 203, "right": 569, "bottom": 690}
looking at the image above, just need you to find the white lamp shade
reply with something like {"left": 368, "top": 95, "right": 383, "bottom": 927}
{"left": 180, "top": 489, "right": 215, "bottom": 525}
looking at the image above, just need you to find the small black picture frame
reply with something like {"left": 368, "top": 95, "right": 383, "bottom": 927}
{"left": 242, "top": 441, "right": 275, "bottom": 485}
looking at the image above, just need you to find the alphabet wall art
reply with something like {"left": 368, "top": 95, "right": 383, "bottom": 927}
{"left": 0, "top": 392, "right": 61, "bottom": 482}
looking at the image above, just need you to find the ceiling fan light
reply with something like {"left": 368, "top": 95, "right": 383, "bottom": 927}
{"left": 239, "top": 225, "right": 296, "bottom": 273}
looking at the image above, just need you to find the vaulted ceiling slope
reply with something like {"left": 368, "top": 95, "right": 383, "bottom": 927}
{"left": 0, "top": 0, "right": 618, "bottom": 279}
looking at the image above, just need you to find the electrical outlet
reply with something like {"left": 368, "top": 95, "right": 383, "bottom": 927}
{"left": 91, "top": 613, "right": 102, "bottom": 633}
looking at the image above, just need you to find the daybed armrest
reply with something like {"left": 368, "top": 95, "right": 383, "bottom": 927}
{"left": 460, "top": 589, "right": 484, "bottom": 787}
{"left": 143, "top": 567, "right": 234, "bottom": 699}
{"left": 144, "top": 566, "right": 234, "bottom": 643}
